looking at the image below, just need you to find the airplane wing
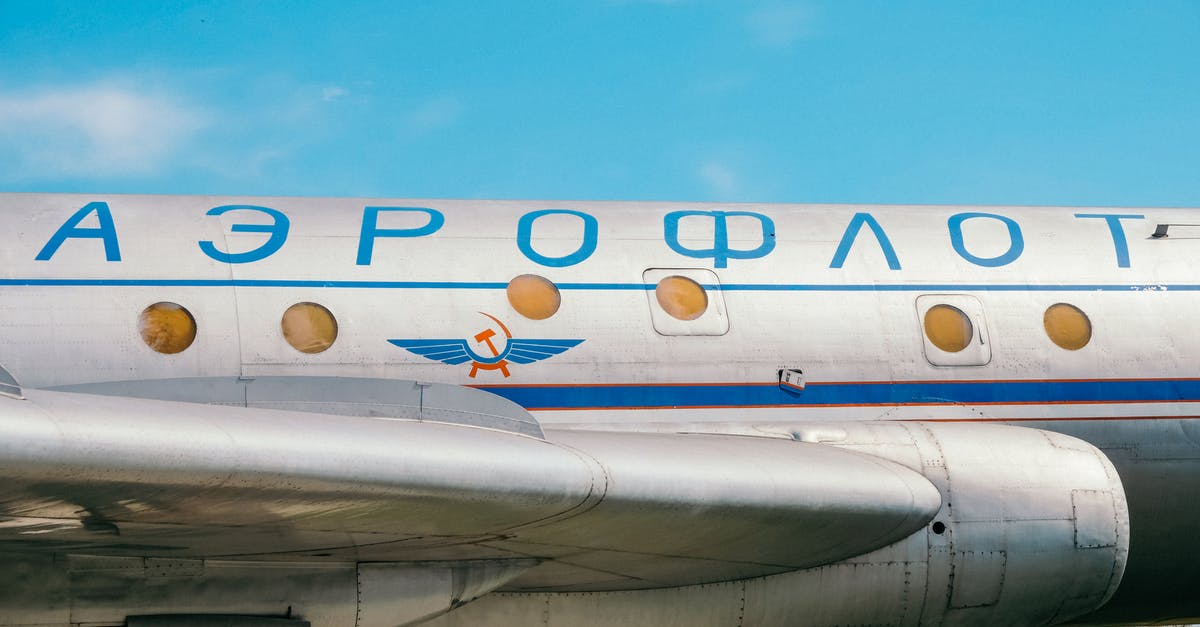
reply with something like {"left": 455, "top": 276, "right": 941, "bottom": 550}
{"left": 0, "top": 381, "right": 940, "bottom": 593}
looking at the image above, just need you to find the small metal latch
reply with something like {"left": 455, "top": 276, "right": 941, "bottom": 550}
{"left": 415, "top": 381, "right": 433, "bottom": 418}
{"left": 1151, "top": 224, "right": 1200, "bottom": 239}
{"left": 778, "top": 369, "right": 805, "bottom": 393}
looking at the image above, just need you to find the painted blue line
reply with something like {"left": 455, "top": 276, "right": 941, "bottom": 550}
{"left": 0, "top": 278, "right": 1195, "bottom": 291}
{"left": 557, "top": 282, "right": 653, "bottom": 291}
{"left": 475, "top": 379, "right": 1200, "bottom": 410}
{"left": 0, "top": 278, "right": 509, "bottom": 289}
{"left": 715, "top": 284, "right": 1192, "bottom": 292}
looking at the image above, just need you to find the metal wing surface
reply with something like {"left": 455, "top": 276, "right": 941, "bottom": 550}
{"left": 0, "top": 386, "right": 940, "bottom": 591}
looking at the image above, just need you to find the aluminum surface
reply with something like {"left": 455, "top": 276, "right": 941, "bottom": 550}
{"left": 0, "top": 388, "right": 939, "bottom": 588}
{"left": 0, "top": 193, "right": 1194, "bottom": 625}
{"left": 425, "top": 422, "right": 1130, "bottom": 626}
{"left": 52, "top": 376, "right": 546, "bottom": 438}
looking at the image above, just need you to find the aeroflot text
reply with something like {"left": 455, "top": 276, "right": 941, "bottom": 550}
{"left": 33, "top": 202, "right": 1145, "bottom": 270}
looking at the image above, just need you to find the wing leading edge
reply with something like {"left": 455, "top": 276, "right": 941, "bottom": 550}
{"left": 0, "top": 385, "right": 940, "bottom": 590}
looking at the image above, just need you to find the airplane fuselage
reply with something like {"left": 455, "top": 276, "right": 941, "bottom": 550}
{"left": 1, "top": 193, "right": 1197, "bottom": 625}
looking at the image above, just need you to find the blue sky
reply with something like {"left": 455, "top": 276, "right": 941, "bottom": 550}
{"left": 1, "top": 1, "right": 1197, "bottom": 206}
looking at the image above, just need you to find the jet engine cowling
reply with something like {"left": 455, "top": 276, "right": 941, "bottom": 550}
{"left": 790, "top": 420, "right": 1130, "bottom": 626}
{"left": 431, "top": 421, "right": 1130, "bottom": 627}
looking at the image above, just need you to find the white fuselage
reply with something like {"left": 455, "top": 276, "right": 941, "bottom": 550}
{"left": 1, "top": 193, "right": 1197, "bottom": 625}
{"left": 3, "top": 194, "right": 1194, "bottom": 419}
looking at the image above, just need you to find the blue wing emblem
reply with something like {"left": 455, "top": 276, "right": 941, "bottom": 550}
{"left": 504, "top": 339, "right": 584, "bottom": 364}
{"left": 388, "top": 337, "right": 584, "bottom": 377}
{"left": 387, "top": 339, "right": 475, "bottom": 365}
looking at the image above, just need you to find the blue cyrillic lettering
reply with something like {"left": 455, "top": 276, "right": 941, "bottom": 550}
{"left": 948, "top": 212, "right": 1024, "bottom": 267}
{"left": 198, "top": 205, "right": 290, "bottom": 264}
{"left": 517, "top": 209, "right": 598, "bottom": 267}
{"left": 663, "top": 210, "right": 775, "bottom": 268}
{"left": 1074, "top": 213, "right": 1144, "bottom": 268}
{"left": 356, "top": 207, "right": 445, "bottom": 265}
{"left": 829, "top": 212, "right": 901, "bottom": 270}
{"left": 35, "top": 201, "right": 121, "bottom": 262}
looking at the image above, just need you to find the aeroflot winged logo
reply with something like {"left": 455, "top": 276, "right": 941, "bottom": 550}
{"left": 388, "top": 312, "right": 583, "bottom": 378}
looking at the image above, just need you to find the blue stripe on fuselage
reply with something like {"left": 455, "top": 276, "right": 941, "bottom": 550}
{"left": 475, "top": 379, "right": 1200, "bottom": 410}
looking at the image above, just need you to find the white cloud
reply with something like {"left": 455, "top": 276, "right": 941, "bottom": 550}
{"left": 699, "top": 160, "right": 739, "bottom": 196}
{"left": 0, "top": 83, "right": 206, "bottom": 179}
{"left": 406, "top": 96, "right": 464, "bottom": 133}
{"left": 745, "top": 4, "right": 812, "bottom": 48}
{"left": 321, "top": 85, "right": 349, "bottom": 102}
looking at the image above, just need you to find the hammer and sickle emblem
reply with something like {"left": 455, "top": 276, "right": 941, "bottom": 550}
{"left": 469, "top": 313, "right": 513, "bottom": 378}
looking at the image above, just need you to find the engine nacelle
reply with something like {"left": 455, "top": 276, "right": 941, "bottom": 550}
{"left": 430, "top": 421, "right": 1130, "bottom": 627}
{"left": 793, "top": 420, "right": 1130, "bottom": 625}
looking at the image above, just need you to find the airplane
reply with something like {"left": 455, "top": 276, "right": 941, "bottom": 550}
{"left": 0, "top": 192, "right": 1195, "bottom": 626}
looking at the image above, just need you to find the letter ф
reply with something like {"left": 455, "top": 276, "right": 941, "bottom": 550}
{"left": 663, "top": 210, "right": 776, "bottom": 269}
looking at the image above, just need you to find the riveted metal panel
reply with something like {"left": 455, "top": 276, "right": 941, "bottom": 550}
{"left": 950, "top": 550, "right": 1006, "bottom": 608}
{"left": 1073, "top": 489, "right": 1120, "bottom": 549}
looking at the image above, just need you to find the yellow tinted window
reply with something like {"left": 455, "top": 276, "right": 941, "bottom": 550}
{"left": 139, "top": 302, "right": 197, "bottom": 354}
{"left": 507, "top": 274, "right": 561, "bottom": 320}
{"left": 282, "top": 302, "right": 338, "bottom": 354}
{"left": 656, "top": 275, "right": 708, "bottom": 321}
{"left": 924, "top": 304, "right": 973, "bottom": 353}
{"left": 1044, "top": 303, "right": 1091, "bottom": 350}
